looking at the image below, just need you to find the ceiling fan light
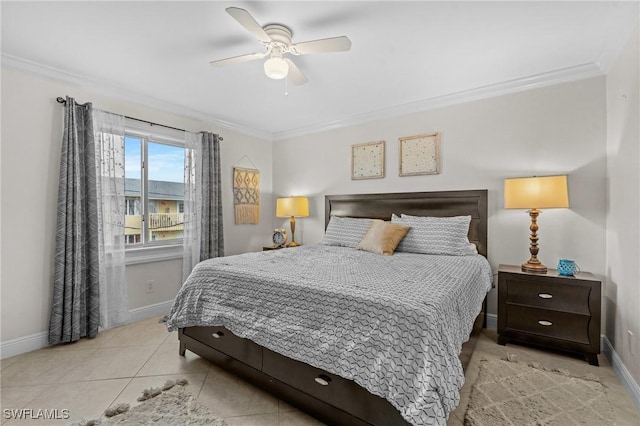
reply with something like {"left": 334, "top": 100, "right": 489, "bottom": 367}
{"left": 264, "top": 56, "right": 289, "bottom": 79}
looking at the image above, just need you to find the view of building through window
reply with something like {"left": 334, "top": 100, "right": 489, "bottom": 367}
{"left": 124, "top": 135, "right": 185, "bottom": 246}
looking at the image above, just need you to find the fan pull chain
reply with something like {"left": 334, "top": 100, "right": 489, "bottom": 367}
{"left": 284, "top": 78, "right": 289, "bottom": 96}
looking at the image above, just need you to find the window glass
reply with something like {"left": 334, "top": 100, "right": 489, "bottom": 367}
{"left": 123, "top": 136, "right": 185, "bottom": 247}
{"left": 146, "top": 142, "right": 185, "bottom": 244}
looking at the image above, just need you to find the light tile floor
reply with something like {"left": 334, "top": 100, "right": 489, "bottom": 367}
{"left": 1, "top": 317, "right": 638, "bottom": 425}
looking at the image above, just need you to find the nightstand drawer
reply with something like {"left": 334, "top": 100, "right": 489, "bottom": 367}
{"left": 504, "top": 304, "right": 591, "bottom": 345}
{"left": 504, "top": 279, "right": 591, "bottom": 314}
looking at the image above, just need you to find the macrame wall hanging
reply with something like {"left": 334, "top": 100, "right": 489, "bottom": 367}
{"left": 233, "top": 166, "right": 260, "bottom": 224}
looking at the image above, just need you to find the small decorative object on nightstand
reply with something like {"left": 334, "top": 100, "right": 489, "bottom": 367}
{"left": 497, "top": 264, "right": 601, "bottom": 366}
{"left": 271, "top": 228, "right": 287, "bottom": 248}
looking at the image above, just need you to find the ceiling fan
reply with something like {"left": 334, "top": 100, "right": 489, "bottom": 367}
{"left": 210, "top": 7, "right": 352, "bottom": 85}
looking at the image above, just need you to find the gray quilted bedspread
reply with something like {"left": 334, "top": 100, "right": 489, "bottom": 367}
{"left": 167, "top": 245, "right": 492, "bottom": 426}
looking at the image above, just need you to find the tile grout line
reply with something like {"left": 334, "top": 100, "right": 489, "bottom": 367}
{"left": 195, "top": 362, "right": 212, "bottom": 400}
{"left": 0, "top": 383, "right": 53, "bottom": 413}
{"left": 105, "top": 376, "right": 136, "bottom": 412}
{"left": 131, "top": 336, "right": 169, "bottom": 378}
{"left": 97, "top": 324, "right": 210, "bottom": 414}
{"left": 101, "top": 322, "right": 172, "bottom": 414}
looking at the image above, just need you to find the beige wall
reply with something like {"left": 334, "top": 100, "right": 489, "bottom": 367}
{"left": 272, "top": 77, "right": 608, "bottom": 325}
{"left": 0, "top": 67, "right": 273, "bottom": 344}
{"left": 605, "top": 21, "right": 640, "bottom": 384}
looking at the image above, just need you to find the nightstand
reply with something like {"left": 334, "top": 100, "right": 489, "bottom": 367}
{"left": 497, "top": 264, "right": 601, "bottom": 365}
{"left": 263, "top": 246, "right": 284, "bottom": 251}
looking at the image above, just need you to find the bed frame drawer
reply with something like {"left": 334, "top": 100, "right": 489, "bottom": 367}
{"left": 182, "top": 326, "right": 262, "bottom": 370}
{"left": 262, "top": 348, "right": 405, "bottom": 425}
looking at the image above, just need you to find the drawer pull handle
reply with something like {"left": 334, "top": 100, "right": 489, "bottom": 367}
{"left": 212, "top": 331, "right": 224, "bottom": 339}
{"left": 538, "top": 293, "right": 553, "bottom": 299}
{"left": 538, "top": 320, "right": 553, "bottom": 326}
{"left": 314, "top": 375, "right": 332, "bottom": 386}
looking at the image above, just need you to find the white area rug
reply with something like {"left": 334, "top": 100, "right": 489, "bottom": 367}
{"left": 76, "top": 380, "right": 226, "bottom": 425}
{"left": 464, "top": 356, "right": 614, "bottom": 426}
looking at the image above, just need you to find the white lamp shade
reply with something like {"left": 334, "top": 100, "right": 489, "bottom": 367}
{"left": 264, "top": 57, "right": 289, "bottom": 80}
{"left": 276, "top": 197, "right": 309, "bottom": 218}
{"left": 504, "top": 175, "right": 569, "bottom": 209}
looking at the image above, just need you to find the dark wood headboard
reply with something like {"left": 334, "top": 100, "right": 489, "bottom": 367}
{"left": 325, "top": 190, "right": 488, "bottom": 257}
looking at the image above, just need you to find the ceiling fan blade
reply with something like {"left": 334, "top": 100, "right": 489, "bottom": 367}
{"left": 291, "top": 36, "right": 352, "bottom": 55}
{"left": 225, "top": 7, "right": 271, "bottom": 44}
{"left": 284, "top": 58, "right": 308, "bottom": 86}
{"left": 210, "top": 52, "right": 267, "bottom": 67}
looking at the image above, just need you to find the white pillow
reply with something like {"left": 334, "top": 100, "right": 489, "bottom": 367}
{"left": 391, "top": 214, "right": 473, "bottom": 255}
{"left": 322, "top": 216, "right": 374, "bottom": 248}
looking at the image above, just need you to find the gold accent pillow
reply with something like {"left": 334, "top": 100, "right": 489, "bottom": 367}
{"left": 356, "top": 220, "right": 410, "bottom": 255}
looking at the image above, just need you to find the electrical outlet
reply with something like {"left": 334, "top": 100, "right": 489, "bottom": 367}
{"left": 628, "top": 330, "right": 635, "bottom": 356}
{"left": 145, "top": 280, "right": 155, "bottom": 294}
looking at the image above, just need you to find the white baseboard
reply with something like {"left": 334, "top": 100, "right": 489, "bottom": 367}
{"left": 0, "top": 331, "right": 49, "bottom": 360}
{"left": 486, "top": 313, "right": 498, "bottom": 330}
{"left": 0, "top": 300, "right": 174, "bottom": 360}
{"left": 127, "top": 300, "right": 174, "bottom": 324}
{"left": 602, "top": 335, "right": 640, "bottom": 412}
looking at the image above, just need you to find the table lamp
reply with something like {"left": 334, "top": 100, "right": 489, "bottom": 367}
{"left": 504, "top": 175, "right": 569, "bottom": 273}
{"left": 276, "top": 196, "right": 309, "bottom": 247}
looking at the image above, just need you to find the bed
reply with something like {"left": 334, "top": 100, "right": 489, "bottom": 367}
{"left": 167, "top": 190, "right": 490, "bottom": 426}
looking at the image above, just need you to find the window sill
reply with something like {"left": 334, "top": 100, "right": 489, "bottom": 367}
{"left": 125, "top": 244, "right": 183, "bottom": 266}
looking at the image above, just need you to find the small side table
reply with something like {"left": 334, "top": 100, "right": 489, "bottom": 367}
{"left": 497, "top": 264, "right": 601, "bottom": 365}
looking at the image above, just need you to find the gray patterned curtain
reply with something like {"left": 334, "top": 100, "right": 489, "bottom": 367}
{"left": 199, "top": 132, "right": 224, "bottom": 260}
{"left": 182, "top": 131, "right": 224, "bottom": 281}
{"left": 49, "top": 97, "right": 100, "bottom": 344}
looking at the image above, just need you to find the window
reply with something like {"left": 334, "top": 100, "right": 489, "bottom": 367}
{"left": 125, "top": 198, "right": 140, "bottom": 215}
{"left": 124, "top": 130, "right": 185, "bottom": 248}
{"left": 125, "top": 234, "right": 141, "bottom": 244}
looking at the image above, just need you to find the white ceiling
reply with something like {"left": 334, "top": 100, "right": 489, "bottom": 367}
{"left": 2, "top": 1, "right": 638, "bottom": 140}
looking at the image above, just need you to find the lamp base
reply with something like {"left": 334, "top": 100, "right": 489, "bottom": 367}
{"left": 521, "top": 261, "right": 548, "bottom": 274}
{"left": 521, "top": 208, "right": 547, "bottom": 274}
{"left": 287, "top": 216, "right": 300, "bottom": 248}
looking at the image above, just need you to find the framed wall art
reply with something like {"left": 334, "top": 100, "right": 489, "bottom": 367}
{"left": 399, "top": 132, "right": 441, "bottom": 176}
{"left": 351, "top": 140, "right": 385, "bottom": 180}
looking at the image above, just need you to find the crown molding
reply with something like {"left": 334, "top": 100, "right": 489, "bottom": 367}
{"left": 272, "top": 62, "right": 605, "bottom": 141}
{"left": 2, "top": 53, "right": 605, "bottom": 143}
{"left": 1, "top": 53, "right": 272, "bottom": 141}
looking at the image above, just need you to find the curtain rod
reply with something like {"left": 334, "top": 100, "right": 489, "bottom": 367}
{"left": 55, "top": 97, "right": 223, "bottom": 140}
